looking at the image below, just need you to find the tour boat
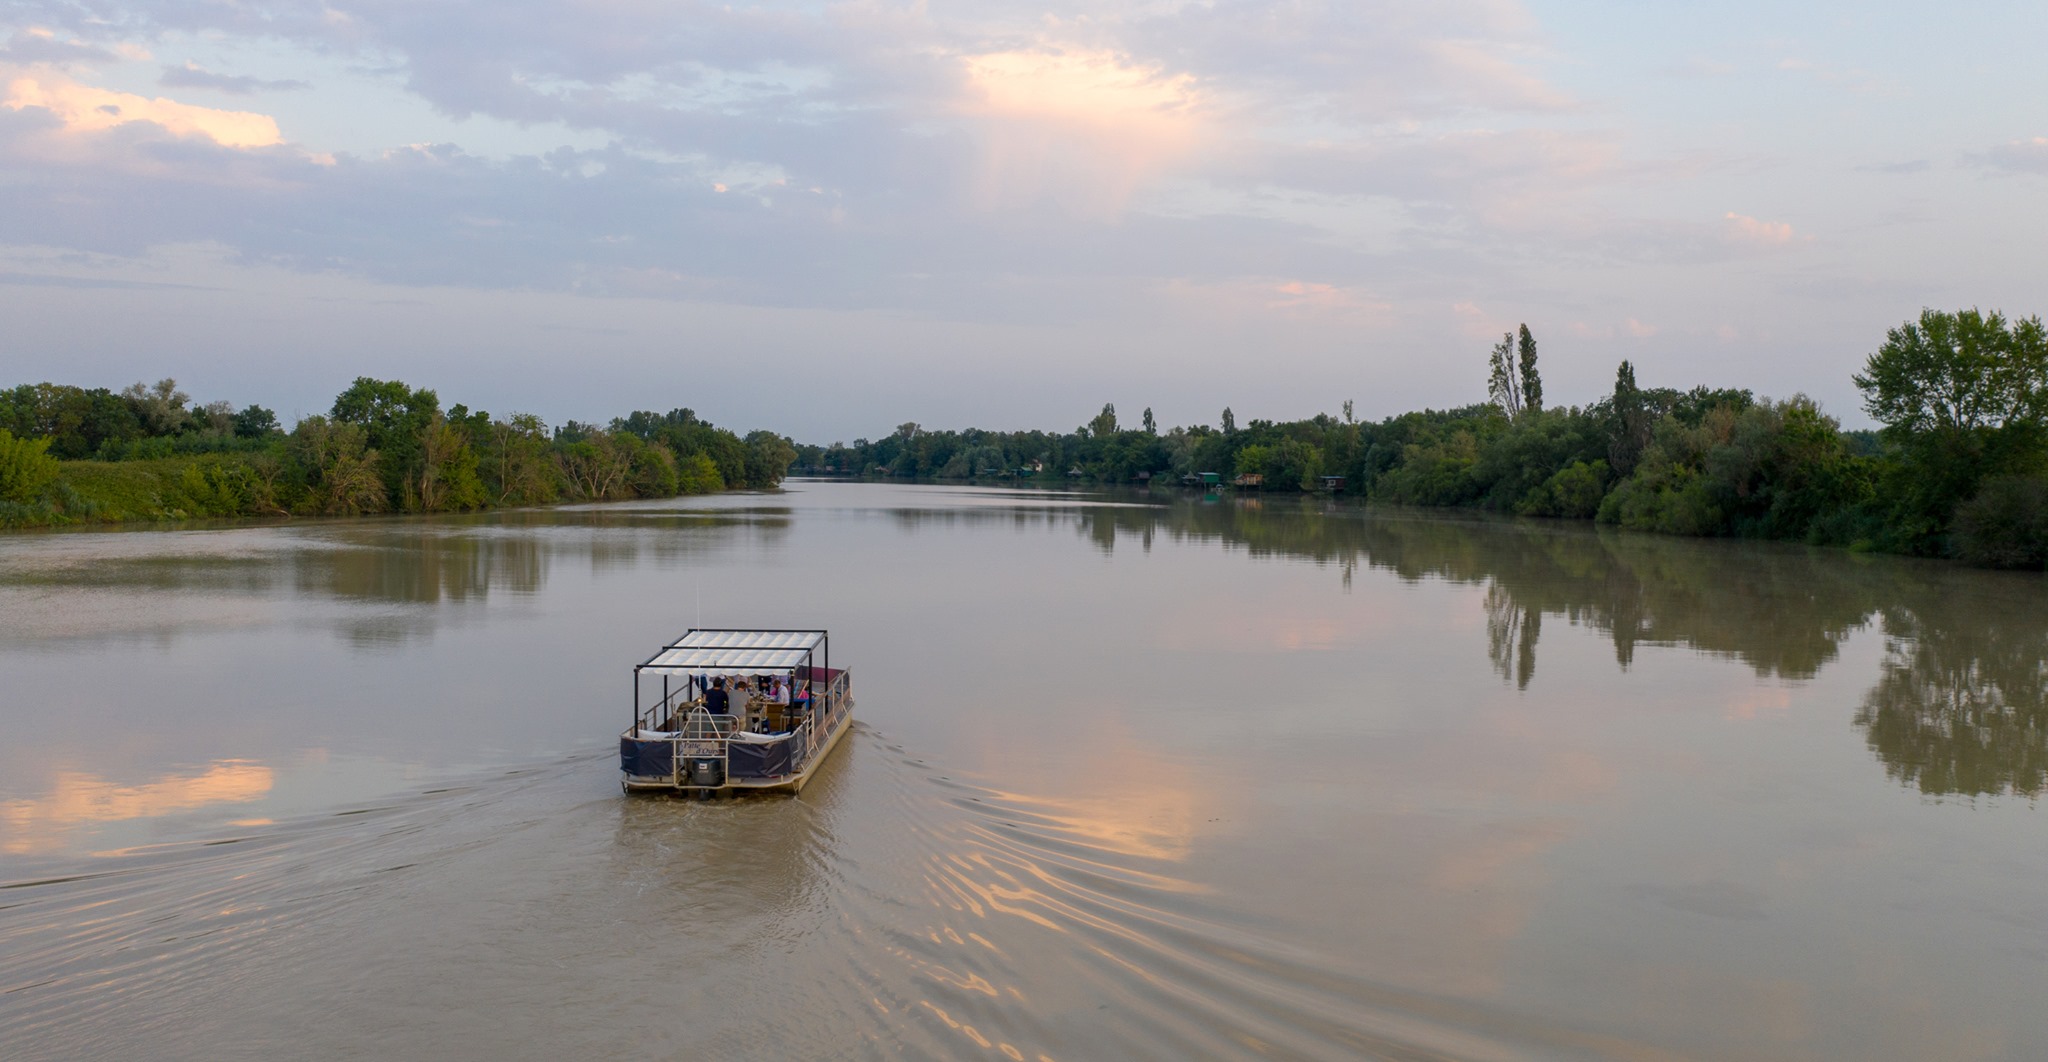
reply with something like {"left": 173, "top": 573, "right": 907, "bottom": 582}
{"left": 619, "top": 628, "right": 853, "bottom": 795}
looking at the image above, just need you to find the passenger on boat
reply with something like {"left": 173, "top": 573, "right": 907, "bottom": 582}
{"left": 703, "top": 676, "right": 731, "bottom": 716}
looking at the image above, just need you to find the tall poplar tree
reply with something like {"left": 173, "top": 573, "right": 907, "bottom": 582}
{"left": 1487, "top": 332, "right": 1522, "bottom": 419}
{"left": 1517, "top": 325, "right": 1543, "bottom": 414}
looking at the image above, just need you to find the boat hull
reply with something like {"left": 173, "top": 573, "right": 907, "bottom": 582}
{"left": 622, "top": 704, "right": 853, "bottom": 796}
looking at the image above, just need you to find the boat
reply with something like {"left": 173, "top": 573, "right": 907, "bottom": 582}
{"left": 619, "top": 628, "right": 854, "bottom": 795}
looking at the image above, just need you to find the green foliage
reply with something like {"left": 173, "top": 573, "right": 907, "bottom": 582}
{"left": 1470, "top": 408, "right": 1604, "bottom": 511}
{"left": 1378, "top": 431, "right": 1483, "bottom": 506}
{"left": 1, "top": 383, "right": 145, "bottom": 458}
{"left": 1517, "top": 324, "right": 1542, "bottom": 413}
{"left": 0, "top": 429, "right": 61, "bottom": 503}
{"left": 120, "top": 378, "right": 191, "bottom": 435}
{"left": 1233, "top": 444, "right": 1270, "bottom": 478}
{"left": 1, "top": 374, "right": 797, "bottom": 527}
{"left": 1854, "top": 308, "right": 2048, "bottom": 554}
{"left": 1594, "top": 397, "right": 1867, "bottom": 540}
{"left": 1518, "top": 460, "right": 1607, "bottom": 518}
{"left": 1951, "top": 476, "right": 2048, "bottom": 570}
{"left": 234, "top": 405, "right": 281, "bottom": 438}
{"left": 178, "top": 461, "right": 258, "bottom": 515}
{"left": 1855, "top": 308, "right": 2047, "bottom": 437}
{"left": 1607, "top": 360, "right": 1650, "bottom": 476}
{"left": 677, "top": 452, "right": 724, "bottom": 493}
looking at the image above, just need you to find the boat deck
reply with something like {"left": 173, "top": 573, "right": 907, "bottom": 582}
{"left": 620, "top": 630, "right": 852, "bottom": 795}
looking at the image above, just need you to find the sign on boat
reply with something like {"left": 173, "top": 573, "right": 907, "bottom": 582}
{"left": 619, "top": 628, "right": 854, "bottom": 795}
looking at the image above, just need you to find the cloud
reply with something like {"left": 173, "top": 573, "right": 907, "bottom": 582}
{"left": 1970, "top": 136, "right": 2048, "bottom": 175}
{"left": 1722, "top": 211, "right": 1799, "bottom": 247}
{"left": 1565, "top": 317, "right": 1656, "bottom": 340}
{"left": 159, "top": 62, "right": 310, "bottom": 96}
{"left": 4, "top": 75, "right": 283, "bottom": 147}
{"left": 958, "top": 45, "right": 1208, "bottom": 215}
{"left": 0, "top": 28, "right": 118, "bottom": 65}
{"left": 1856, "top": 158, "right": 1930, "bottom": 175}
{"left": 0, "top": 271, "right": 218, "bottom": 290}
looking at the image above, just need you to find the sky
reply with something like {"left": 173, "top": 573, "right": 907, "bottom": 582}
{"left": 2, "top": 1, "right": 2044, "bottom": 442}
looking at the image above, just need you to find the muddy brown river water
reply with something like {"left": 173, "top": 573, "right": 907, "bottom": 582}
{"left": 2, "top": 481, "right": 2044, "bottom": 1060}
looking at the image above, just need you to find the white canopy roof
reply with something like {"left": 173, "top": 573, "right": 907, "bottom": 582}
{"left": 640, "top": 629, "right": 825, "bottom": 674}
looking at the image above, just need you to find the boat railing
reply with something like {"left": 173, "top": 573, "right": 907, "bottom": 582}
{"left": 623, "top": 667, "right": 850, "bottom": 787}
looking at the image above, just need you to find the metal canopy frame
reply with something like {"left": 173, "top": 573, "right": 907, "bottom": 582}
{"left": 632, "top": 628, "right": 831, "bottom": 729}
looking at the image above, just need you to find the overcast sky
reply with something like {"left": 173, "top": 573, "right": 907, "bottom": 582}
{"left": 3, "top": 1, "right": 2044, "bottom": 441}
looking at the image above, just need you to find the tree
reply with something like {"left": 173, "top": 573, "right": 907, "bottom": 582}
{"left": 1090, "top": 403, "right": 1117, "bottom": 438}
{"left": 234, "top": 405, "right": 280, "bottom": 438}
{"left": 288, "top": 416, "right": 386, "bottom": 516}
{"left": 1221, "top": 407, "right": 1235, "bottom": 434}
{"left": 1608, "top": 360, "right": 1650, "bottom": 476}
{"left": 416, "top": 413, "right": 486, "bottom": 511}
{"left": 0, "top": 429, "right": 59, "bottom": 503}
{"left": 1854, "top": 308, "right": 2048, "bottom": 551}
{"left": 121, "top": 378, "right": 191, "bottom": 436}
{"left": 557, "top": 431, "right": 635, "bottom": 500}
{"left": 1854, "top": 308, "right": 2047, "bottom": 438}
{"left": 1517, "top": 324, "right": 1543, "bottom": 414}
{"left": 490, "top": 413, "right": 558, "bottom": 505}
{"left": 743, "top": 430, "right": 797, "bottom": 487}
{"left": 193, "top": 400, "right": 236, "bottom": 437}
{"left": 331, "top": 377, "right": 441, "bottom": 507}
{"left": 1487, "top": 332, "right": 1523, "bottom": 419}
{"left": 1142, "top": 407, "right": 1156, "bottom": 434}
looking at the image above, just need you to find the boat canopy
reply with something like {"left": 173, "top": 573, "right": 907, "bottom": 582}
{"left": 638, "top": 629, "right": 827, "bottom": 675}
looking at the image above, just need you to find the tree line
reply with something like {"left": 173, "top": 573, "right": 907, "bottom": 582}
{"left": 0, "top": 377, "right": 797, "bottom": 525}
{"left": 793, "top": 308, "right": 2048, "bottom": 570}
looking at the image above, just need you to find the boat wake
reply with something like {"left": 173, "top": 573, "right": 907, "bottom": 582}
{"left": 1, "top": 733, "right": 1661, "bottom": 1062}
{"left": 821, "top": 732, "right": 1659, "bottom": 1062}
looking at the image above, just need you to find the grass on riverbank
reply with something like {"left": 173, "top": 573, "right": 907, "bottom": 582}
{"left": 0, "top": 456, "right": 280, "bottom": 527}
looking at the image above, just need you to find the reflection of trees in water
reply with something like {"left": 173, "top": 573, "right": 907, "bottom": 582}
{"left": 305, "top": 527, "right": 545, "bottom": 604}
{"left": 1074, "top": 494, "right": 2048, "bottom": 798}
{"left": 295, "top": 509, "right": 792, "bottom": 607}
{"left": 1854, "top": 597, "right": 2048, "bottom": 799}
{"left": 1077, "top": 498, "right": 1879, "bottom": 680}
{"left": 4, "top": 507, "right": 793, "bottom": 649}
{"left": 1485, "top": 585, "right": 1540, "bottom": 690}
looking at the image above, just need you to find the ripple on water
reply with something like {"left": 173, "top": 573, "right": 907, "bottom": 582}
{"left": 2, "top": 735, "right": 1660, "bottom": 1062}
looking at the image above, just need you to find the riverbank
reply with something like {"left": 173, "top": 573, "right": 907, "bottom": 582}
{"left": 798, "top": 312, "right": 2048, "bottom": 572}
{"left": 0, "top": 453, "right": 770, "bottom": 530}
{"left": 2, "top": 377, "right": 799, "bottom": 529}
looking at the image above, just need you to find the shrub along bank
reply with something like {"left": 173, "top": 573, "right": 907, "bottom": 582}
{"left": 796, "top": 309, "right": 2048, "bottom": 570}
{"left": 0, "top": 377, "right": 797, "bottom": 528}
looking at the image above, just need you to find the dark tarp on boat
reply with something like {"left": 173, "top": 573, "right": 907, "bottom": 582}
{"left": 620, "top": 737, "right": 674, "bottom": 778}
{"left": 727, "top": 736, "right": 795, "bottom": 779}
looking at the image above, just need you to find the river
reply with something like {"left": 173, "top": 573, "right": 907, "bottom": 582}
{"left": 2, "top": 481, "right": 2043, "bottom": 1060}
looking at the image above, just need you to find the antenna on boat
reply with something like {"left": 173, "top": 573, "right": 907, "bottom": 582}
{"left": 695, "top": 578, "right": 701, "bottom": 629}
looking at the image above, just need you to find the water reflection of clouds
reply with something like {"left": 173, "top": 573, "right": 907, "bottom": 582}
{"left": 0, "top": 761, "right": 273, "bottom": 855}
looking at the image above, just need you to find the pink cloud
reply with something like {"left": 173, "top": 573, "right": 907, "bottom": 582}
{"left": 1723, "top": 211, "right": 1799, "bottom": 247}
{"left": 4, "top": 75, "right": 281, "bottom": 147}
